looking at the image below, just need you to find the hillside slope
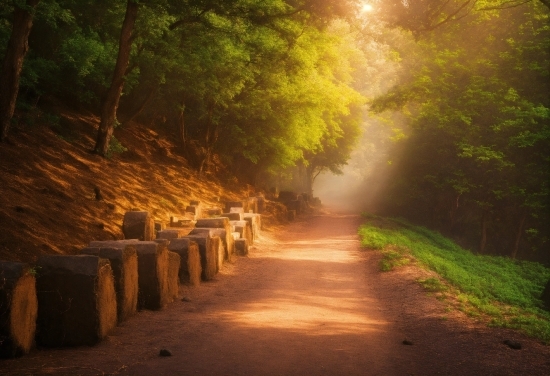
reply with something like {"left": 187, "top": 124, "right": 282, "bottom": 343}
{"left": 0, "top": 109, "right": 266, "bottom": 263}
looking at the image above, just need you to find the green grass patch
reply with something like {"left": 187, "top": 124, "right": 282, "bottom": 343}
{"left": 359, "top": 213, "right": 550, "bottom": 343}
{"left": 418, "top": 277, "right": 448, "bottom": 292}
{"left": 380, "top": 245, "right": 411, "bottom": 271}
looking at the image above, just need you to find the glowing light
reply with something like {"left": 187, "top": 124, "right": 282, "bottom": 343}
{"left": 361, "top": 3, "right": 373, "bottom": 13}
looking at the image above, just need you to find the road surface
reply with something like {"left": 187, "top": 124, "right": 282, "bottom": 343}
{"left": 2, "top": 212, "right": 549, "bottom": 375}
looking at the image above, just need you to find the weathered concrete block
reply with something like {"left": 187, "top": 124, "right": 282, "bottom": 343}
{"left": 206, "top": 208, "right": 222, "bottom": 216}
{"left": 89, "top": 240, "right": 139, "bottom": 247}
{"left": 133, "top": 242, "right": 171, "bottom": 310}
{"left": 221, "top": 212, "right": 243, "bottom": 221}
{"left": 157, "top": 228, "right": 192, "bottom": 240}
{"left": 81, "top": 246, "right": 138, "bottom": 323}
{"left": 285, "top": 200, "right": 304, "bottom": 215}
{"left": 154, "top": 222, "right": 166, "bottom": 233}
{"left": 225, "top": 201, "right": 248, "bottom": 213}
{"left": 195, "top": 218, "right": 234, "bottom": 258}
{"left": 35, "top": 255, "right": 117, "bottom": 347}
{"left": 190, "top": 228, "right": 233, "bottom": 261}
{"left": 229, "top": 207, "right": 244, "bottom": 214}
{"left": 231, "top": 220, "right": 253, "bottom": 246}
{"left": 185, "top": 204, "right": 202, "bottom": 220}
{"left": 235, "top": 239, "right": 249, "bottom": 256}
{"left": 278, "top": 191, "right": 297, "bottom": 202}
{"left": 184, "top": 235, "right": 218, "bottom": 281}
{"left": 210, "top": 236, "right": 224, "bottom": 272}
{"left": 195, "top": 218, "right": 230, "bottom": 229}
{"left": 89, "top": 241, "right": 172, "bottom": 311}
{"left": 167, "top": 239, "right": 201, "bottom": 286}
{"left": 123, "top": 211, "right": 155, "bottom": 241}
{"left": 0, "top": 262, "right": 37, "bottom": 358}
{"left": 188, "top": 228, "right": 215, "bottom": 237}
{"left": 243, "top": 213, "right": 262, "bottom": 241}
{"left": 170, "top": 215, "right": 195, "bottom": 228}
{"left": 153, "top": 239, "right": 170, "bottom": 247}
{"left": 167, "top": 252, "right": 181, "bottom": 301}
{"left": 247, "top": 197, "right": 258, "bottom": 213}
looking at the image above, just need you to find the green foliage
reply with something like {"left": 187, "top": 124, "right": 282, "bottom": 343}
{"left": 359, "top": 215, "right": 550, "bottom": 342}
{"left": 369, "top": 1, "right": 550, "bottom": 256}
{"left": 105, "top": 136, "right": 127, "bottom": 159}
{"left": 0, "top": 0, "right": 364, "bottom": 178}
{"left": 379, "top": 245, "right": 411, "bottom": 271}
{"left": 418, "top": 277, "right": 448, "bottom": 292}
{"left": 27, "top": 266, "right": 41, "bottom": 277}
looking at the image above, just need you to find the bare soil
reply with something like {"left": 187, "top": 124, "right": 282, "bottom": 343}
{"left": 0, "top": 111, "right": 259, "bottom": 264}
{"left": 2, "top": 212, "right": 550, "bottom": 375}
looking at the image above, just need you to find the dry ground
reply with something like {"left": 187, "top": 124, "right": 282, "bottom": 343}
{"left": 0, "top": 110, "right": 265, "bottom": 264}
{"left": 2, "top": 212, "right": 549, "bottom": 375}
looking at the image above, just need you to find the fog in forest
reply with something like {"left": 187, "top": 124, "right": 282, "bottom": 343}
{"left": 313, "top": 118, "right": 395, "bottom": 214}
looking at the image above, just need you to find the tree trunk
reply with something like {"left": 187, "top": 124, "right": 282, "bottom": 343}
{"left": 198, "top": 103, "right": 216, "bottom": 176}
{"left": 305, "top": 165, "right": 315, "bottom": 197}
{"left": 511, "top": 209, "right": 527, "bottom": 260}
{"left": 0, "top": 0, "right": 41, "bottom": 142}
{"left": 121, "top": 86, "right": 156, "bottom": 126}
{"left": 94, "top": 0, "right": 139, "bottom": 156}
{"left": 307, "top": 165, "right": 324, "bottom": 197}
{"left": 449, "top": 194, "right": 460, "bottom": 234}
{"left": 479, "top": 209, "right": 489, "bottom": 254}
{"left": 178, "top": 99, "right": 186, "bottom": 149}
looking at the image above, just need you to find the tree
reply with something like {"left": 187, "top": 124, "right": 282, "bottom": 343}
{"left": 93, "top": 0, "right": 139, "bottom": 156}
{"left": 370, "top": 1, "right": 549, "bottom": 257}
{"left": 0, "top": 0, "right": 41, "bottom": 142}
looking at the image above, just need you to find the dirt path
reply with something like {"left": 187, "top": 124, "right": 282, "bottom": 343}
{"left": 2, "top": 212, "right": 550, "bottom": 375}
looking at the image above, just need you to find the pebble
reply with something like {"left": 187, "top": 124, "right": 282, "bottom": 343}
{"left": 503, "top": 340, "right": 522, "bottom": 350}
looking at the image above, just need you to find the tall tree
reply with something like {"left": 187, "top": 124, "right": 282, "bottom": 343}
{"left": 0, "top": 0, "right": 41, "bottom": 142}
{"left": 93, "top": 0, "right": 139, "bottom": 156}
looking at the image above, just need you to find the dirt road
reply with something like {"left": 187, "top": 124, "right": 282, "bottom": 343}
{"left": 2, "top": 212, "right": 550, "bottom": 375}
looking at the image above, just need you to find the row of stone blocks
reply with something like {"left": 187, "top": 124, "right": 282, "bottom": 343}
{"left": 0, "top": 202, "right": 262, "bottom": 358}
{"left": 129, "top": 208, "right": 262, "bottom": 264}
{"left": 0, "top": 240, "right": 182, "bottom": 356}
{"left": 168, "top": 197, "right": 265, "bottom": 224}
{"left": 277, "top": 191, "right": 318, "bottom": 220}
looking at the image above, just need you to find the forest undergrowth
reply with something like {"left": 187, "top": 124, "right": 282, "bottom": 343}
{"left": 359, "top": 213, "right": 550, "bottom": 344}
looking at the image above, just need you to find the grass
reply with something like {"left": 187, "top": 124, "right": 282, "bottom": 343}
{"left": 418, "top": 277, "right": 448, "bottom": 292}
{"left": 380, "top": 245, "right": 411, "bottom": 271}
{"left": 359, "top": 213, "right": 550, "bottom": 344}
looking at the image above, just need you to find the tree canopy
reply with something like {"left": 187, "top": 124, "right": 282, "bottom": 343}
{"left": 0, "top": 0, "right": 365, "bottom": 183}
{"left": 2, "top": 0, "right": 548, "bottom": 262}
{"left": 368, "top": 0, "right": 549, "bottom": 260}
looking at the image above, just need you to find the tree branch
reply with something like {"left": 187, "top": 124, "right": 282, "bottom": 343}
{"left": 478, "top": 0, "right": 534, "bottom": 11}
{"left": 418, "top": 0, "right": 478, "bottom": 33}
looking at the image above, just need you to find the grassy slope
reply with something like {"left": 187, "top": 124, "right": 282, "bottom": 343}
{"left": 0, "top": 108, "right": 276, "bottom": 263}
{"left": 359, "top": 214, "right": 550, "bottom": 343}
